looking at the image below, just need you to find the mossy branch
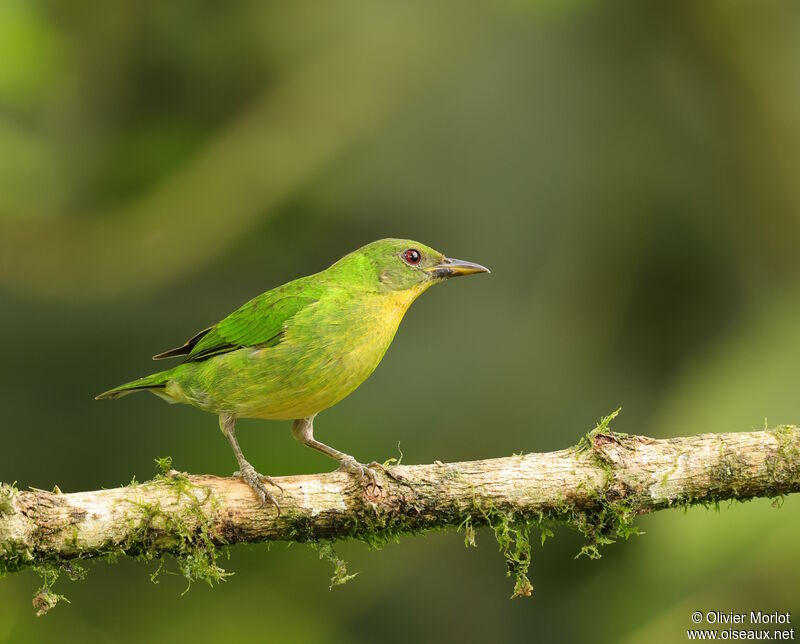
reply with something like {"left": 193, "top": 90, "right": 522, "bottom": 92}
{"left": 2, "top": 421, "right": 799, "bottom": 612}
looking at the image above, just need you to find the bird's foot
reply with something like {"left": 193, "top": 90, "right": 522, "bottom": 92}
{"left": 337, "top": 455, "right": 382, "bottom": 488}
{"left": 233, "top": 463, "right": 283, "bottom": 512}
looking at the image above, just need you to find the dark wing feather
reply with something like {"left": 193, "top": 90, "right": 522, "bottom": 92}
{"left": 152, "top": 326, "right": 214, "bottom": 360}
{"left": 159, "top": 285, "right": 320, "bottom": 363}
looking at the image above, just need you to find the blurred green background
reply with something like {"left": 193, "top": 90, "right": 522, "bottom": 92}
{"left": 1, "top": 0, "right": 799, "bottom": 641}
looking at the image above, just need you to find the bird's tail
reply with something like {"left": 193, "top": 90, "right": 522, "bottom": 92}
{"left": 95, "top": 370, "right": 172, "bottom": 400}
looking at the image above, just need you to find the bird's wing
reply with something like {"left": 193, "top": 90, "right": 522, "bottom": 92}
{"left": 153, "top": 287, "right": 319, "bottom": 362}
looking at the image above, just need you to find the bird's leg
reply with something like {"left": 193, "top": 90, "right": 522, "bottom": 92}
{"left": 291, "top": 416, "right": 382, "bottom": 487}
{"left": 219, "top": 413, "right": 282, "bottom": 510}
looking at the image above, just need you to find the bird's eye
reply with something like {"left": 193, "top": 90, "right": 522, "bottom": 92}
{"left": 402, "top": 248, "right": 421, "bottom": 265}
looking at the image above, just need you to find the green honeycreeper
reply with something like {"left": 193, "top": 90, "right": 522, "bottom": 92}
{"left": 97, "top": 239, "right": 489, "bottom": 507}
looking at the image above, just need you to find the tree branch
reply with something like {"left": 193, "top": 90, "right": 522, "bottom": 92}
{"left": 2, "top": 421, "right": 799, "bottom": 612}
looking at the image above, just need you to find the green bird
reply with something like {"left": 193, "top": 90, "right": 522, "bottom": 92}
{"left": 97, "top": 238, "right": 489, "bottom": 507}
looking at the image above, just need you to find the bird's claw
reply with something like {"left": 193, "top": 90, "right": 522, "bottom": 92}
{"left": 235, "top": 463, "right": 282, "bottom": 512}
{"left": 338, "top": 456, "right": 381, "bottom": 488}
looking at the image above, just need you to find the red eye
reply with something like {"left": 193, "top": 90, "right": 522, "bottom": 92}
{"left": 402, "top": 248, "right": 421, "bottom": 265}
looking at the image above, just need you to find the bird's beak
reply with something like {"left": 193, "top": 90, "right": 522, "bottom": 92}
{"left": 425, "top": 257, "right": 491, "bottom": 279}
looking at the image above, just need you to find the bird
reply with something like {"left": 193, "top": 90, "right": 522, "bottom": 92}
{"left": 96, "top": 238, "right": 489, "bottom": 508}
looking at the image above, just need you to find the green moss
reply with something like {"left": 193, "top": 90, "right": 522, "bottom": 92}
{"left": 539, "top": 524, "right": 554, "bottom": 546}
{"left": 349, "top": 504, "right": 431, "bottom": 551}
{"left": 568, "top": 409, "right": 644, "bottom": 558}
{"left": 10, "top": 458, "right": 232, "bottom": 615}
{"left": 31, "top": 563, "right": 69, "bottom": 616}
{"left": 28, "top": 560, "right": 86, "bottom": 616}
{"left": 0, "top": 537, "right": 35, "bottom": 577}
{"left": 154, "top": 456, "right": 173, "bottom": 474}
{"left": 62, "top": 561, "right": 87, "bottom": 582}
{"left": 121, "top": 463, "right": 231, "bottom": 592}
{"left": 380, "top": 441, "right": 404, "bottom": 467}
{"left": 312, "top": 541, "right": 358, "bottom": 589}
{"left": 571, "top": 489, "right": 642, "bottom": 559}
{"left": 488, "top": 513, "right": 533, "bottom": 598}
{"left": 767, "top": 425, "right": 800, "bottom": 489}
{"left": 577, "top": 408, "right": 623, "bottom": 452}
{"left": 0, "top": 481, "right": 17, "bottom": 516}
{"left": 459, "top": 516, "right": 477, "bottom": 548}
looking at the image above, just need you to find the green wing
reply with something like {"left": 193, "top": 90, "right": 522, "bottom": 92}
{"left": 153, "top": 286, "right": 319, "bottom": 362}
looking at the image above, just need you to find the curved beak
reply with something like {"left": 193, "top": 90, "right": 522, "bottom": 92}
{"left": 425, "top": 257, "right": 491, "bottom": 279}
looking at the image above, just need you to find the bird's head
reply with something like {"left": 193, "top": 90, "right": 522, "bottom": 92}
{"left": 331, "top": 238, "right": 490, "bottom": 295}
